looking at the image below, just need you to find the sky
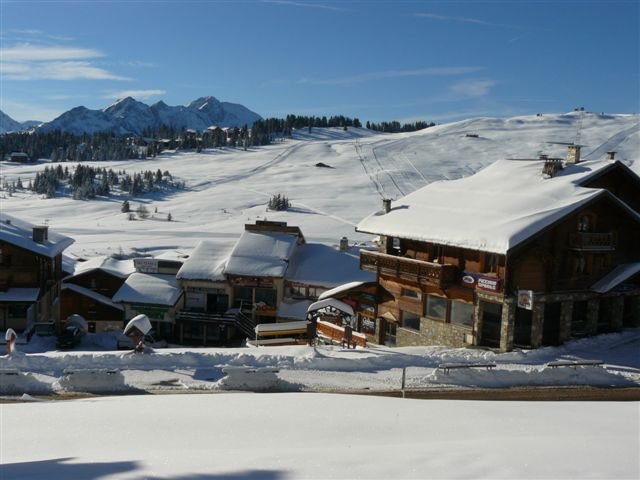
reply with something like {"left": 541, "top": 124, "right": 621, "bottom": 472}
{"left": 0, "top": 0, "right": 638, "bottom": 123}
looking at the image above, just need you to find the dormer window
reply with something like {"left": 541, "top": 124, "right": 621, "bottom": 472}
{"left": 578, "top": 215, "right": 592, "bottom": 232}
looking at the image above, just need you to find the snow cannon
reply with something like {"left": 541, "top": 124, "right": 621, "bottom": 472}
{"left": 5, "top": 328, "right": 17, "bottom": 355}
{"left": 65, "top": 314, "right": 88, "bottom": 334}
{"left": 123, "top": 314, "right": 152, "bottom": 353}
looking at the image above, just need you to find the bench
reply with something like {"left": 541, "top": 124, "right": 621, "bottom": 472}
{"left": 547, "top": 360, "right": 604, "bottom": 369}
{"left": 438, "top": 363, "right": 497, "bottom": 374}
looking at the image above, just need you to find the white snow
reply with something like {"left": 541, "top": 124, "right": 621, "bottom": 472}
{"left": 112, "top": 273, "right": 182, "bottom": 306}
{"left": 285, "top": 243, "right": 374, "bottom": 288}
{"left": 123, "top": 314, "right": 152, "bottom": 335}
{"left": 1, "top": 113, "right": 638, "bottom": 260}
{"left": 71, "top": 256, "right": 135, "bottom": 279}
{"left": 318, "top": 280, "right": 373, "bottom": 300}
{"left": 357, "top": 158, "right": 638, "bottom": 254}
{"left": 255, "top": 320, "right": 309, "bottom": 334}
{"left": 175, "top": 240, "right": 227, "bottom": 281}
{"left": 0, "top": 288, "right": 39, "bottom": 302}
{"left": 1, "top": 393, "right": 638, "bottom": 479}
{"left": 591, "top": 262, "right": 640, "bottom": 293}
{"left": 0, "top": 213, "right": 74, "bottom": 258}
{"left": 224, "top": 230, "right": 299, "bottom": 278}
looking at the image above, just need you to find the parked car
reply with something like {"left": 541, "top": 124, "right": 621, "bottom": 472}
{"left": 116, "top": 332, "right": 168, "bottom": 350}
{"left": 56, "top": 325, "right": 84, "bottom": 349}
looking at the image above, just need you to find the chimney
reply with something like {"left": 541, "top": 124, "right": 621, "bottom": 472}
{"left": 606, "top": 151, "right": 616, "bottom": 160}
{"left": 382, "top": 199, "right": 391, "bottom": 213}
{"left": 339, "top": 236, "right": 348, "bottom": 252}
{"left": 32, "top": 226, "right": 49, "bottom": 243}
{"left": 566, "top": 145, "right": 581, "bottom": 165}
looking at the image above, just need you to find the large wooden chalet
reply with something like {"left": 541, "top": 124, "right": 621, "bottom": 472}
{"left": 0, "top": 214, "right": 74, "bottom": 331}
{"left": 356, "top": 148, "right": 640, "bottom": 351}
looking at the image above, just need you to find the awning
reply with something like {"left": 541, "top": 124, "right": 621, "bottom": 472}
{"left": 591, "top": 263, "right": 640, "bottom": 293}
{"left": 0, "top": 288, "right": 40, "bottom": 303}
{"left": 307, "top": 298, "right": 355, "bottom": 317}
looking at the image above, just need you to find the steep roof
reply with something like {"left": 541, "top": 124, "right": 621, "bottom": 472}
{"left": 224, "top": 231, "right": 298, "bottom": 278}
{"left": 0, "top": 213, "right": 74, "bottom": 258}
{"left": 357, "top": 159, "right": 640, "bottom": 254}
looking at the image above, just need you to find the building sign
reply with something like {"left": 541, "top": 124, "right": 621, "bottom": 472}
{"left": 517, "top": 290, "right": 534, "bottom": 310}
{"left": 462, "top": 272, "right": 503, "bottom": 292}
{"left": 134, "top": 258, "right": 159, "bottom": 274}
{"left": 361, "top": 316, "right": 376, "bottom": 335}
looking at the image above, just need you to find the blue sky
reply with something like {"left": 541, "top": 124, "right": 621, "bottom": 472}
{"left": 1, "top": 0, "right": 638, "bottom": 123}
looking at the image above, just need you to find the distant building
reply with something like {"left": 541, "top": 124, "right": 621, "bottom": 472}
{"left": 8, "top": 152, "right": 30, "bottom": 163}
{"left": 0, "top": 214, "right": 74, "bottom": 331}
{"left": 356, "top": 148, "right": 640, "bottom": 351}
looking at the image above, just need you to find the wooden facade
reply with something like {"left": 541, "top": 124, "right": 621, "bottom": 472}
{"left": 358, "top": 164, "right": 640, "bottom": 351}
{"left": 0, "top": 239, "right": 65, "bottom": 331}
{"left": 60, "top": 287, "right": 124, "bottom": 333}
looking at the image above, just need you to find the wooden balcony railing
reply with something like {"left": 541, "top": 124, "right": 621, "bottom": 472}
{"left": 360, "top": 250, "right": 457, "bottom": 287}
{"left": 569, "top": 232, "right": 616, "bottom": 251}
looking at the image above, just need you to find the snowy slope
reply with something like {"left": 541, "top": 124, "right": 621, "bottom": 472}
{"left": 36, "top": 95, "right": 263, "bottom": 135}
{"left": 0, "top": 112, "right": 638, "bottom": 259}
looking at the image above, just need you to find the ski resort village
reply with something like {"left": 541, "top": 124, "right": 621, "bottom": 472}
{"left": 1, "top": 107, "right": 640, "bottom": 478}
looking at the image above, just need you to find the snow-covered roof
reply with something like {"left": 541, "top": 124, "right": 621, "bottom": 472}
{"left": 0, "top": 288, "right": 40, "bottom": 302}
{"left": 72, "top": 256, "right": 135, "bottom": 279}
{"left": 113, "top": 273, "right": 182, "bottom": 306}
{"left": 285, "top": 244, "right": 375, "bottom": 288}
{"left": 224, "top": 231, "right": 299, "bottom": 278}
{"left": 357, "top": 159, "right": 638, "bottom": 254}
{"left": 0, "top": 213, "right": 74, "bottom": 258}
{"left": 62, "top": 283, "right": 124, "bottom": 311}
{"left": 277, "top": 299, "right": 313, "bottom": 320}
{"left": 255, "top": 320, "right": 309, "bottom": 334}
{"left": 177, "top": 241, "right": 227, "bottom": 281}
{"left": 154, "top": 250, "right": 190, "bottom": 262}
{"left": 318, "top": 281, "right": 374, "bottom": 301}
{"left": 591, "top": 263, "right": 640, "bottom": 293}
{"left": 307, "top": 298, "right": 355, "bottom": 317}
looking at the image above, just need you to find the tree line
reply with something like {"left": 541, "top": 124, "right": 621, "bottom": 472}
{"left": 365, "top": 120, "right": 435, "bottom": 133}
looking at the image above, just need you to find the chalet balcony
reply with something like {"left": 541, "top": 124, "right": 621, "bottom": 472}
{"left": 360, "top": 250, "right": 457, "bottom": 288}
{"left": 569, "top": 232, "right": 616, "bottom": 251}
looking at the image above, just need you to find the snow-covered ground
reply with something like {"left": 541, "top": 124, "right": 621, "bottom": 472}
{"left": 2, "top": 329, "right": 639, "bottom": 395}
{"left": 2, "top": 393, "right": 638, "bottom": 479}
{"left": 1, "top": 113, "right": 638, "bottom": 262}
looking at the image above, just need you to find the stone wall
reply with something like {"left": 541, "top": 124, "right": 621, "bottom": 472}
{"left": 396, "top": 317, "right": 471, "bottom": 348}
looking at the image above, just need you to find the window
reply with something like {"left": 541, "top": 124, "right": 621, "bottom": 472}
{"left": 8, "top": 304, "right": 29, "bottom": 318}
{"left": 578, "top": 215, "right": 592, "bottom": 232}
{"left": 425, "top": 295, "right": 447, "bottom": 321}
{"left": 450, "top": 300, "right": 474, "bottom": 328}
{"left": 401, "top": 288, "right": 421, "bottom": 299}
{"left": 307, "top": 287, "right": 326, "bottom": 299}
{"left": 573, "top": 255, "right": 588, "bottom": 275}
{"left": 401, "top": 311, "right": 421, "bottom": 330}
{"left": 255, "top": 288, "right": 277, "bottom": 307}
{"left": 233, "top": 287, "right": 252, "bottom": 308}
{"left": 289, "top": 285, "right": 305, "bottom": 298}
{"left": 484, "top": 253, "right": 499, "bottom": 273}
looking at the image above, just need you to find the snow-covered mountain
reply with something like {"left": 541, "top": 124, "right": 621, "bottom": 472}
{"left": 0, "top": 110, "right": 41, "bottom": 133}
{"left": 37, "top": 96, "right": 262, "bottom": 135}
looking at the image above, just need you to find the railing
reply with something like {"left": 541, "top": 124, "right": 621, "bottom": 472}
{"left": 569, "top": 232, "right": 616, "bottom": 251}
{"left": 176, "top": 309, "right": 256, "bottom": 339}
{"left": 360, "top": 250, "right": 457, "bottom": 287}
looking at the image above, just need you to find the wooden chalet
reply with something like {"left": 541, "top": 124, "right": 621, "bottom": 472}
{"left": 0, "top": 214, "right": 74, "bottom": 331}
{"left": 60, "top": 257, "right": 134, "bottom": 333}
{"left": 356, "top": 148, "right": 640, "bottom": 351}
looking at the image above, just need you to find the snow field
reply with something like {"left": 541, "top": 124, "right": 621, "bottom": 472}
{"left": 0, "top": 113, "right": 637, "bottom": 259}
{"left": 2, "top": 393, "right": 638, "bottom": 479}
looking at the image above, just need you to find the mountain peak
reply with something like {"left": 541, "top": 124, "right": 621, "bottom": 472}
{"left": 188, "top": 96, "right": 220, "bottom": 110}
